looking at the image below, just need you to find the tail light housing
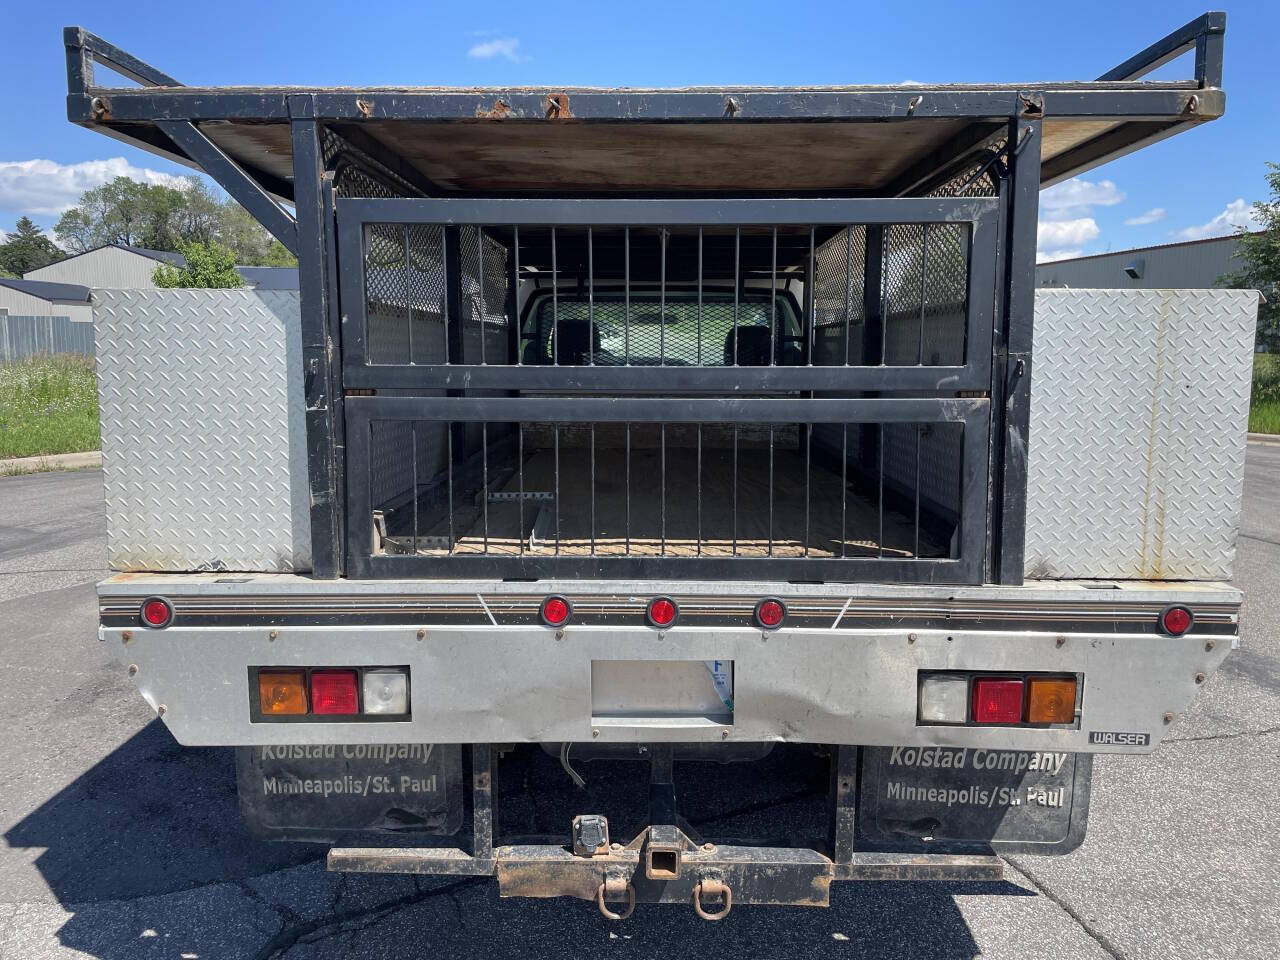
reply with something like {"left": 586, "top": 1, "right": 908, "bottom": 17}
{"left": 140, "top": 596, "right": 173, "bottom": 629}
{"left": 540, "top": 595, "right": 572, "bottom": 627}
{"left": 309, "top": 669, "right": 360, "bottom": 715}
{"left": 972, "top": 677, "right": 1025, "bottom": 724}
{"left": 1160, "top": 605, "right": 1193, "bottom": 636}
{"left": 754, "top": 598, "right": 787, "bottom": 630}
{"left": 646, "top": 597, "right": 678, "bottom": 628}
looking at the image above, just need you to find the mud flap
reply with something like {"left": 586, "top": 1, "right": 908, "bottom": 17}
{"left": 236, "top": 743, "right": 463, "bottom": 842}
{"left": 858, "top": 747, "right": 1092, "bottom": 854}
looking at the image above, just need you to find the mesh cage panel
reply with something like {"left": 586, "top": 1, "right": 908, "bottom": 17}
{"left": 812, "top": 226, "right": 867, "bottom": 366}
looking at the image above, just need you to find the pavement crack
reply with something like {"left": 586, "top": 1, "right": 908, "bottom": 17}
{"left": 1006, "top": 858, "right": 1127, "bottom": 959}
{"left": 1164, "top": 724, "right": 1280, "bottom": 744}
{"left": 233, "top": 878, "right": 303, "bottom": 930}
{"left": 1239, "top": 533, "right": 1280, "bottom": 549}
{"left": 252, "top": 875, "right": 486, "bottom": 959}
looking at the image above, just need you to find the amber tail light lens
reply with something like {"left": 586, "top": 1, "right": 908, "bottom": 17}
{"left": 1027, "top": 677, "right": 1077, "bottom": 724}
{"left": 257, "top": 670, "right": 307, "bottom": 715}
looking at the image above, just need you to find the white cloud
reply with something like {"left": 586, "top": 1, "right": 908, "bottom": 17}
{"left": 1036, "top": 177, "right": 1126, "bottom": 262}
{"left": 1124, "top": 207, "right": 1166, "bottom": 226}
{"left": 467, "top": 37, "right": 525, "bottom": 61}
{"left": 1038, "top": 217, "right": 1099, "bottom": 250}
{"left": 0, "top": 158, "right": 186, "bottom": 217}
{"left": 1040, "top": 177, "right": 1126, "bottom": 220}
{"left": 1173, "top": 199, "right": 1261, "bottom": 241}
{"left": 1037, "top": 248, "right": 1085, "bottom": 264}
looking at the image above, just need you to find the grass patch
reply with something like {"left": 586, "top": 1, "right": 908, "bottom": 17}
{"left": 1253, "top": 354, "right": 1280, "bottom": 435}
{"left": 0, "top": 354, "right": 100, "bottom": 459}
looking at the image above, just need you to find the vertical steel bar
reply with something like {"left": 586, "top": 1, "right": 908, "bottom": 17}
{"left": 732, "top": 426, "right": 738, "bottom": 556}
{"left": 411, "top": 423, "right": 419, "bottom": 554}
{"left": 696, "top": 424, "right": 703, "bottom": 557}
{"left": 590, "top": 423, "right": 596, "bottom": 556}
{"left": 877, "top": 423, "right": 885, "bottom": 559}
{"left": 768, "top": 425, "right": 774, "bottom": 557}
{"left": 918, "top": 223, "right": 929, "bottom": 365}
{"left": 770, "top": 227, "right": 777, "bottom": 366}
{"left": 659, "top": 228, "right": 666, "bottom": 367}
{"left": 447, "top": 425, "right": 455, "bottom": 549}
{"left": 914, "top": 425, "right": 922, "bottom": 559}
{"left": 733, "top": 227, "right": 740, "bottom": 365}
{"left": 844, "top": 226, "right": 853, "bottom": 365}
{"left": 804, "top": 423, "right": 812, "bottom": 557}
{"left": 807, "top": 226, "right": 816, "bottom": 366}
{"left": 513, "top": 225, "right": 522, "bottom": 366}
{"left": 551, "top": 227, "right": 559, "bottom": 365}
{"left": 697, "top": 227, "right": 703, "bottom": 365}
{"left": 587, "top": 226, "right": 594, "bottom": 366}
{"left": 518, "top": 425, "right": 525, "bottom": 557}
{"left": 482, "top": 422, "right": 490, "bottom": 554}
{"left": 403, "top": 225, "right": 413, "bottom": 364}
{"left": 841, "top": 424, "right": 848, "bottom": 559}
{"left": 625, "top": 423, "right": 631, "bottom": 554}
{"left": 660, "top": 423, "right": 667, "bottom": 555}
{"left": 624, "top": 228, "right": 631, "bottom": 365}
{"left": 441, "top": 228, "right": 451, "bottom": 363}
{"left": 554, "top": 425, "right": 561, "bottom": 555}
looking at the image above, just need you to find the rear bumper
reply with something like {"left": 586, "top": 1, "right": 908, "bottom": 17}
{"left": 99, "top": 575, "right": 1239, "bottom": 752}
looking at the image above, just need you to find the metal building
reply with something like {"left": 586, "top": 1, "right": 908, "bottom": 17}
{"left": 1035, "top": 232, "right": 1257, "bottom": 289}
{"left": 22, "top": 243, "right": 298, "bottom": 290}
{"left": 0, "top": 278, "right": 93, "bottom": 324}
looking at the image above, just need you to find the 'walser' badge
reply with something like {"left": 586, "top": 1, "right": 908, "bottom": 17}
{"left": 1089, "top": 731, "right": 1151, "bottom": 747}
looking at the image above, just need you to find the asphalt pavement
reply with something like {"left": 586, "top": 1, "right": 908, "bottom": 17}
{"left": 0, "top": 447, "right": 1277, "bottom": 959}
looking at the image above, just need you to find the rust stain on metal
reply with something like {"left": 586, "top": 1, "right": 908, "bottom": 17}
{"left": 475, "top": 99, "right": 513, "bottom": 120}
{"left": 544, "top": 93, "right": 571, "bottom": 119}
{"left": 91, "top": 96, "right": 111, "bottom": 120}
{"left": 355, "top": 98, "right": 374, "bottom": 118}
{"left": 1019, "top": 93, "right": 1044, "bottom": 117}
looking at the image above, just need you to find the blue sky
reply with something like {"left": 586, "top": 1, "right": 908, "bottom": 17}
{"left": 1, "top": 1, "right": 1275, "bottom": 263}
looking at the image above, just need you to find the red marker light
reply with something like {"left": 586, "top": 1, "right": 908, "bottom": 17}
{"left": 1161, "top": 605, "right": 1193, "bottom": 636}
{"left": 310, "top": 669, "right": 359, "bottom": 715}
{"left": 972, "top": 677, "right": 1025, "bottom": 724}
{"left": 540, "top": 596, "right": 571, "bottom": 627}
{"left": 755, "top": 599, "right": 786, "bottom": 629}
{"left": 140, "top": 597, "right": 173, "bottom": 628}
{"left": 646, "top": 598, "right": 678, "bottom": 628}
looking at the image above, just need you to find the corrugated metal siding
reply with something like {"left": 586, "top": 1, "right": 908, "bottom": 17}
{"left": 1036, "top": 235, "right": 1246, "bottom": 290}
{"left": 24, "top": 247, "right": 167, "bottom": 289}
{"left": 0, "top": 288, "right": 93, "bottom": 324}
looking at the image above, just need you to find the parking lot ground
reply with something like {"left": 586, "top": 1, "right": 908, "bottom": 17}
{"left": 0, "top": 447, "right": 1277, "bottom": 959}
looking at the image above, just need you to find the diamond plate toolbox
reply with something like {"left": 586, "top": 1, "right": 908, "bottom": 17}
{"left": 94, "top": 289, "right": 312, "bottom": 572}
{"left": 1024, "top": 289, "right": 1258, "bottom": 581}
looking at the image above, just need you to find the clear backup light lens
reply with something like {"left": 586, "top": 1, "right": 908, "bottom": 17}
{"left": 362, "top": 668, "right": 409, "bottom": 715}
{"left": 919, "top": 674, "right": 969, "bottom": 724}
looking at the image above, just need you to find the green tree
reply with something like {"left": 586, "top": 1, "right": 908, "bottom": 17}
{"left": 152, "top": 241, "right": 244, "bottom": 288}
{"left": 1219, "top": 162, "right": 1280, "bottom": 351}
{"left": 0, "top": 217, "right": 64, "bottom": 275}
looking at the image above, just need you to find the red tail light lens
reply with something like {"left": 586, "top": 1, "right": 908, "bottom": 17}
{"left": 140, "top": 597, "right": 173, "bottom": 628}
{"left": 540, "top": 596, "right": 571, "bottom": 627}
{"left": 310, "top": 669, "right": 359, "bottom": 715}
{"left": 646, "top": 597, "right": 678, "bottom": 628}
{"left": 755, "top": 599, "right": 786, "bottom": 629}
{"left": 972, "top": 678, "right": 1025, "bottom": 724}
{"left": 1161, "top": 605, "right": 1193, "bottom": 636}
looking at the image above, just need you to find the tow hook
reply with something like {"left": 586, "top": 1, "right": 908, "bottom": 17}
{"left": 596, "top": 869, "right": 635, "bottom": 921}
{"left": 693, "top": 875, "right": 732, "bottom": 921}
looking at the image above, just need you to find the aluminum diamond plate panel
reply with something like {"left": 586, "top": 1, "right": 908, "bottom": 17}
{"left": 94, "top": 289, "right": 312, "bottom": 572}
{"left": 1024, "top": 289, "right": 1257, "bottom": 581}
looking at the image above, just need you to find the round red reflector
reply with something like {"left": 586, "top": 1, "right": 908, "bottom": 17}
{"left": 140, "top": 598, "right": 172, "bottom": 628}
{"left": 647, "top": 598, "right": 678, "bottom": 628}
{"left": 755, "top": 599, "right": 786, "bottom": 629}
{"left": 541, "top": 596, "right": 571, "bottom": 627}
{"left": 1161, "top": 605, "right": 1193, "bottom": 636}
